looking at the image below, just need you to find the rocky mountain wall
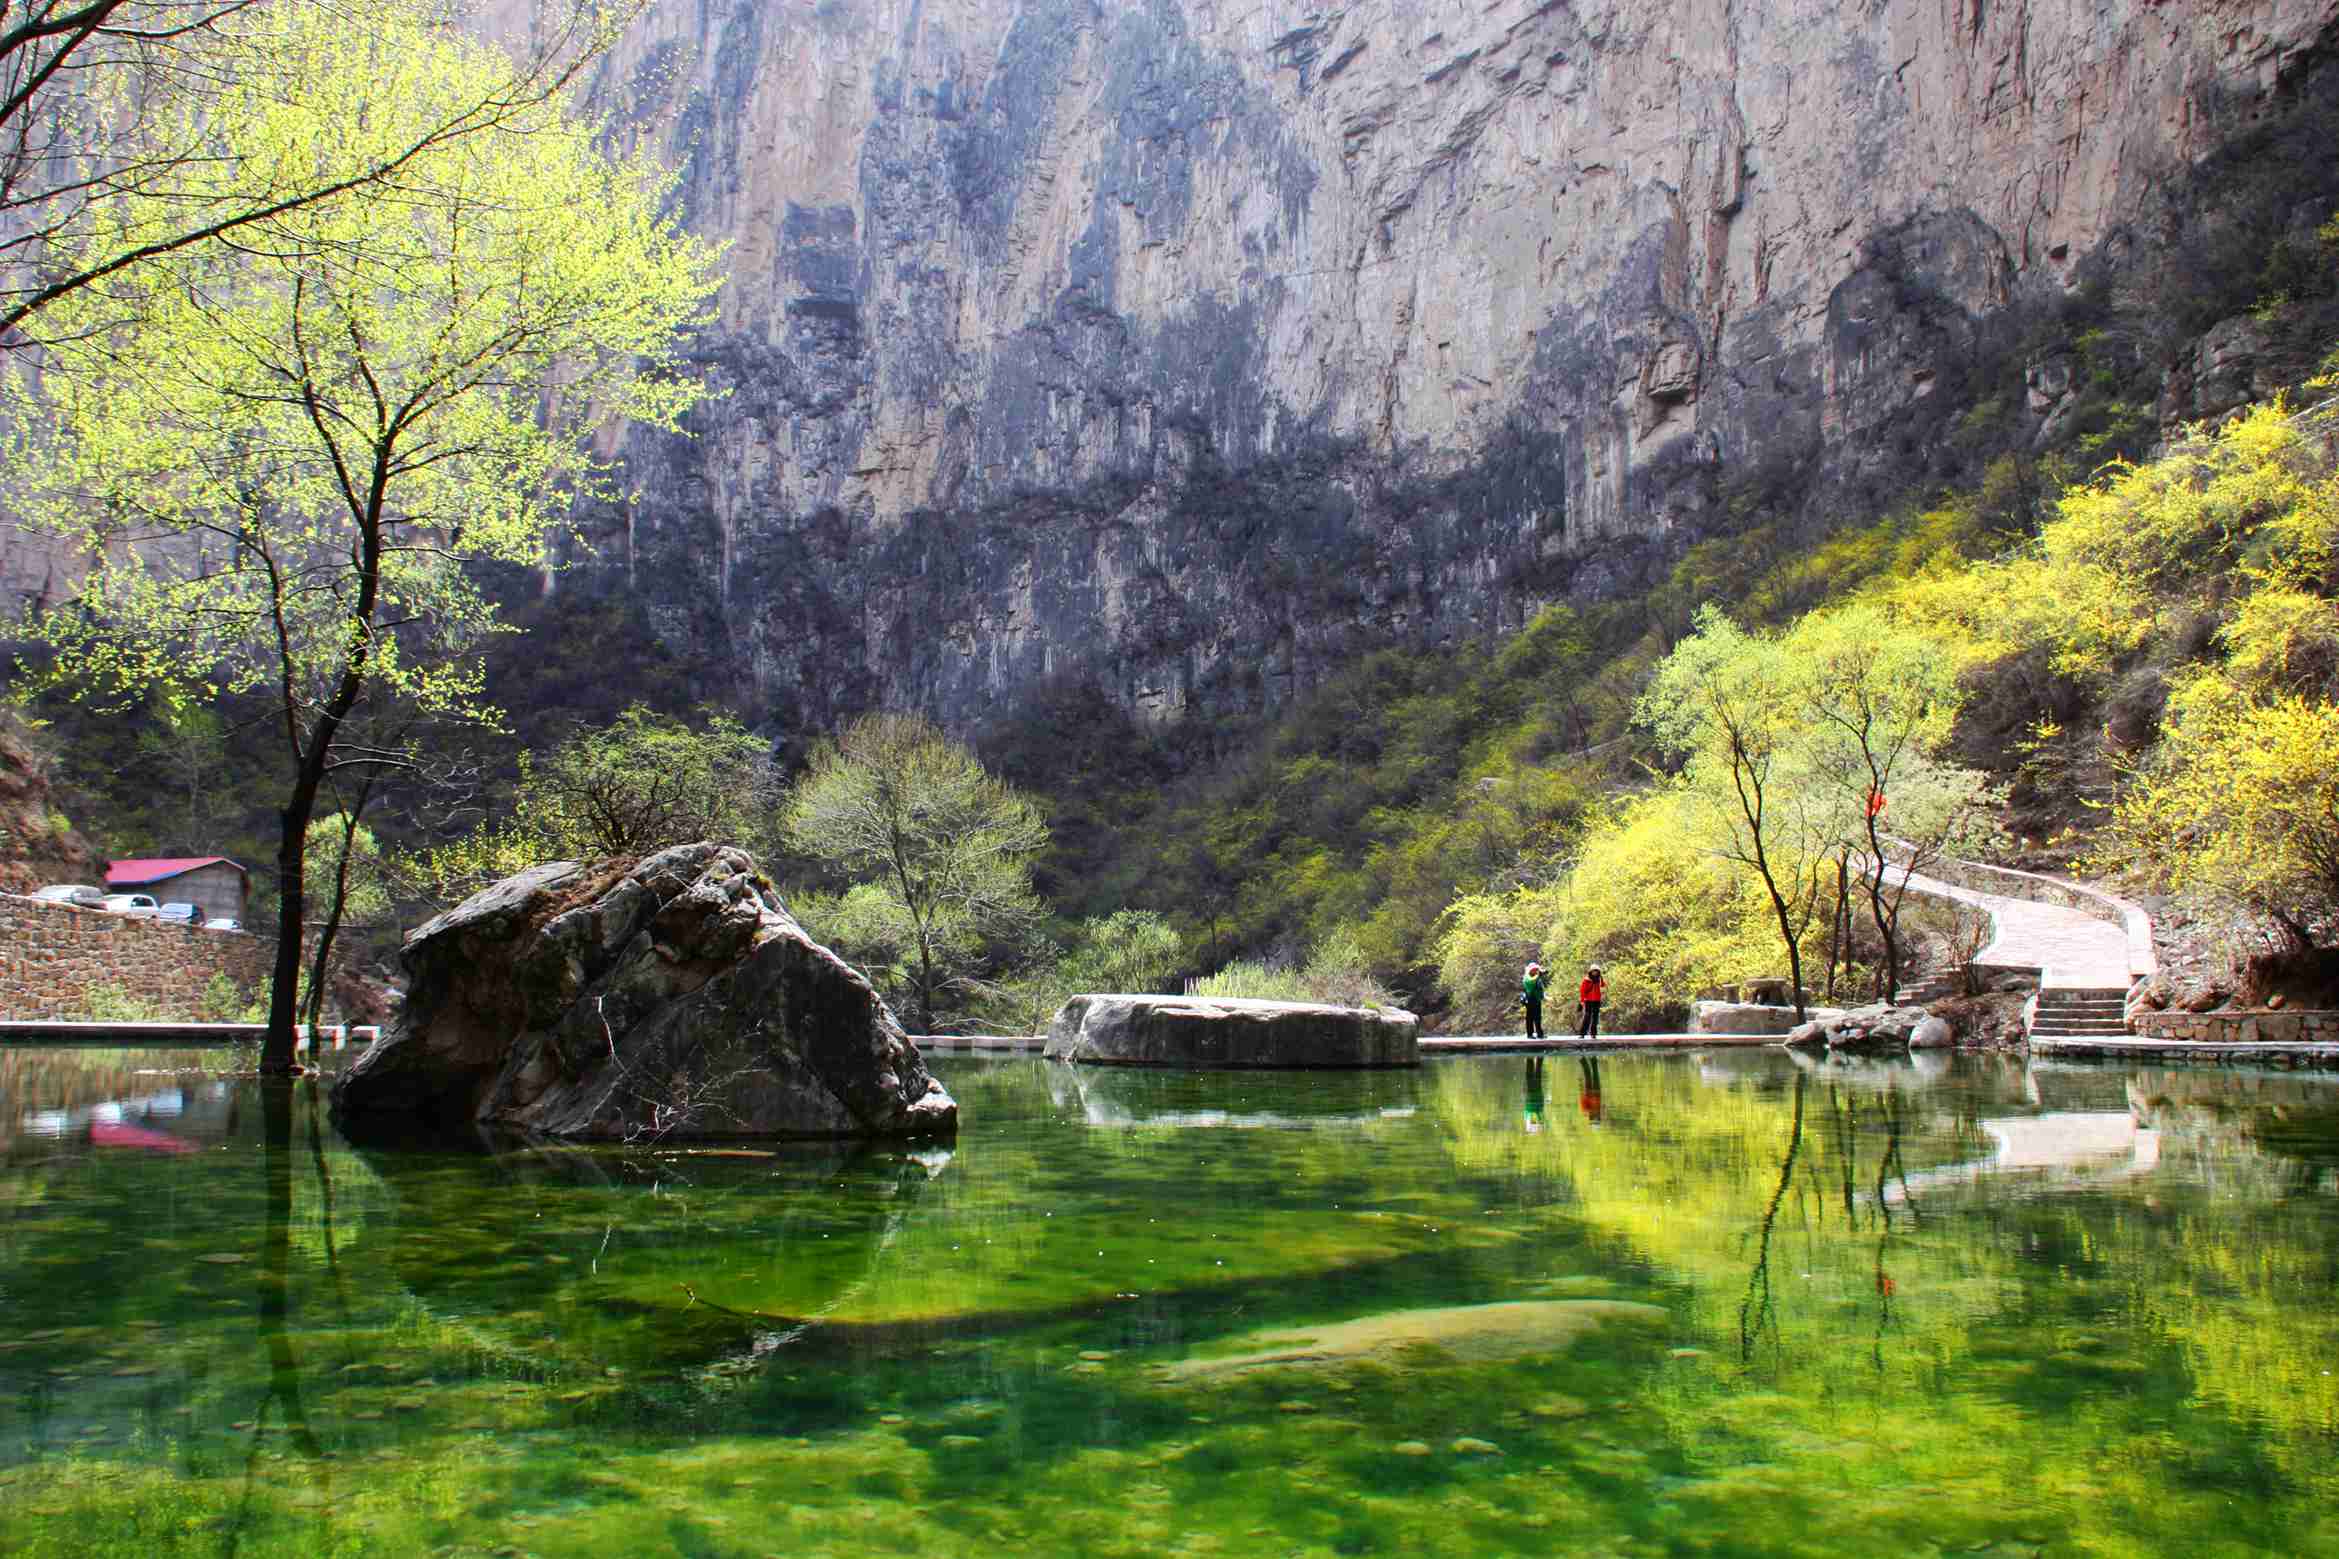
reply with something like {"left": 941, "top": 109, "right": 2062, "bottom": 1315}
{"left": 465, "top": 2, "right": 2339, "bottom": 727}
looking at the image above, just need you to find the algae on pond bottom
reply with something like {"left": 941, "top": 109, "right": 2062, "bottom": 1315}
{"left": 9, "top": 1049, "right": 2339, "bottom": 1557}
{"left": 1157, "top": 1298, "right": 1669, "bottom": 1380}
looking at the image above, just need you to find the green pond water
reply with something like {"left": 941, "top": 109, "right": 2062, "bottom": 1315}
{"left": 4, "top": 1046, "right": 2339, "bottom": 1558}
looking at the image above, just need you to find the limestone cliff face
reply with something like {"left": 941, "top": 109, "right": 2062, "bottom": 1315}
{"left": 491, "top": 0, "right": 2339, "bottom": 729}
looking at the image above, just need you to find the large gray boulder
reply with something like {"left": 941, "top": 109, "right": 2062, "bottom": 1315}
{"left": 331, "top": 844, "right": 956, "bottom": 1141}
{"left": 1693, "top": 1000, "right": 1845, "bottom": 1036}
{"left": 1046, "top": 993, "right": 1419, "bottom": 1069}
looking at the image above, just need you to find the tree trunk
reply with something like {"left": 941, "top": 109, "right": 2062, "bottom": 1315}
{"left": 303, "top": 801, "right": 368, "bottom": 1033}
{"left": 261, "top": 446, "right": 391, "bottom": 1073}
{"left": 916, "top": 936, "right": 935, "bottom": 1035}
{"left": 261, "top": 758, "right": 328, "bottom": 1073}
{"left": 1824, "top": 851, "right": 1850, "bottom": 1002}
{"left": 1863, "top": 817, "right": 1899, "bottom": 1004}
{"left": 1732, "top": 749, "right": 1808, "bottom": 1021}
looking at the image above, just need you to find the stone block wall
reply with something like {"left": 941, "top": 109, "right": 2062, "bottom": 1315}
{"left": 2132, "top": 1009, "right": 2339, "bottom": 1045}
{"left": 0, "top": 893, "right": 274, "bottom": 1019}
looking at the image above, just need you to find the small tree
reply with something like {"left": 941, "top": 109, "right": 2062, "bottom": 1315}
{"left": 3, "top": 8, "right": 722, "bottom": 1072}
{"left": 301, "top": 810, "right": 389, "bottom": 1027}
{"left": 1788, "top": 603, "right": 1998, "bottom": 1001}
{"left": 1641, "top": 608, "right": 1843, "bottom": 1020}
{"left": 393, "top": 708, "right": 784, "bottom": 907}
{"left": 783, "top": 714, "right": 1049, "bottom": 1034}
{"left": 532, "top": 706, "right": 782, "bottom": 857}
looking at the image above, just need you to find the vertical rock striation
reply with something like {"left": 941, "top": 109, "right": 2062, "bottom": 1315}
{"left": 474, "top": 0, "right": 2339, "bottom": 729}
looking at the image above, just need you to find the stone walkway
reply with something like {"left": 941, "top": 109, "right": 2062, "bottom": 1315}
{"left": 0, "top": 1020, "right": 379, "bottom": 1047}
{"left": 1420, "top": 1033, "right": 1764, "bottom": 1054}
{"left": 1897, "top": 869, "right": 2136, "bottom": 990}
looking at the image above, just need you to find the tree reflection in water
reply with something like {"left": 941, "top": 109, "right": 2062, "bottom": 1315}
{"left": 1739, "top": 1069, "right": 1805, "bottom": 1364}
{"left": 230, "top": 1081, "right": 326, "bottom": 1548}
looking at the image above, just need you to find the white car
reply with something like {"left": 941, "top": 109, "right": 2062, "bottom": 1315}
{"left": 101, "top": 893, "right": 160, "bottom": 914}
{"left": 204, "top": 918, "right": 244, "bottom": 933}
{"left": 31, "top": 884, "right": 105, "bottom": 908}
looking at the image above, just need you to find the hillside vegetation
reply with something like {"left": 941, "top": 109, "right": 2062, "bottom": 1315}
{"left": 1020, "top": 385, "right": 2339, "bottom": 1030}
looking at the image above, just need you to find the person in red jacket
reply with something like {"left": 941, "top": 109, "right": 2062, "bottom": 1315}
{"left": 1577, "top": 966, "right": 1606, "bottom": 1040}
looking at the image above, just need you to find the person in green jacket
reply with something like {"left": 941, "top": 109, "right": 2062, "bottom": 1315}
{"left": 1520, "top": 962, "right": 1551, "bottom": 1039}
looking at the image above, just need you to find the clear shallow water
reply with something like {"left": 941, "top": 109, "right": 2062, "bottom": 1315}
{"left": 4, "top": 1046, "right": 2339, "bottom": 1557}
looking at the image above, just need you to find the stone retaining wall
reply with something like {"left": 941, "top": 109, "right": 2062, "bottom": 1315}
{"left": 0, "top": 893, "right": 273, "bottom": 1019}
{"left": 2132, "top": 1008, "right": 2339, "bottom": 1044}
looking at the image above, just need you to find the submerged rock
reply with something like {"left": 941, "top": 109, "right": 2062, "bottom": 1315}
{"left": 1156, "top": 1299, "right": 1666, "bottom": 1381}
{"left": 331, "top": 844, "right": 955, "bottom": 1141}
{"left": 1046, "top": 993, "right": 1419, "bottom": 1069}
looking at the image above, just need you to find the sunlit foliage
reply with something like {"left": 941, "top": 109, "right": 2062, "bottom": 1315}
{"left": 0, "top": 4, "right": 722, "bottom": 1064}
{"left": 785, "top": 714, "right": 1049, "bottom": 1033}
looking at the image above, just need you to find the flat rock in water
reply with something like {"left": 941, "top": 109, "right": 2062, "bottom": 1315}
{"left": 331, "top": 843, "right": 955, "bottom": 1142}
{"left": 1046, "top": 993, "right": 1419, "bottom": 1069}
{"left": 1156, "top": 1299, "right": 1666, "bottom": 1381}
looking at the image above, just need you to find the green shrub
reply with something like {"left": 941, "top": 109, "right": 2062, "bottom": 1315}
{"left": 79, "top": 983, "right": 165, "bottom": 1022}
{"left": 1190, "top": 930, "right": 1398, "bottom": 1009}
{"left": 198, "top": 972, "right": 266, "bottom": 1023}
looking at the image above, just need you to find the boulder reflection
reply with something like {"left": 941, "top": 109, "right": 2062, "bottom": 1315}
{"left": 1045, "top": 1061, "right": 1423, "bottom": 1128}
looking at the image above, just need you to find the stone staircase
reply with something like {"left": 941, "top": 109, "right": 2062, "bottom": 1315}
{"left": 1899, "top": 967, "right": 1970, "bottom": 1004}
{"left": 2028, "top": 986, "right": 2133, "bottom": 1040}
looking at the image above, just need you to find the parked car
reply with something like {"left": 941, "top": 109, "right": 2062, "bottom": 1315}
{"left": 31, "top": 884, "right": 105, "bottom": 908}
{"left": 100, "top": 893, "right": 159, "bottom": 914}
{"left": 156, "top": 901, "right": 206, "bottom": 926}
{"left": 204, "top": 918, "right": 243, "bottom": 933}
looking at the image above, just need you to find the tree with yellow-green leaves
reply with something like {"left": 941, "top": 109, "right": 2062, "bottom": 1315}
{"left": 1436, "top": 785, "right": 1784, "bottom": 1033}
{"left": 1784, "top": 603, "right": 2000, "bottom": 1001}
{"left": 1, "top": 6, "right": 723, "bottom": 1073}
{"left": 1635, "top": 604, "right": 2000, "bottom": 1015}
{"left": 784, "top": 714, "right": 1051, "bottom": 1035}
{"left": 2098, "top": 440, "right": 2339, "bottom": 946}
{"left": 1882, "top": 398, "right": 2339, "bottom": 954}
{"left": 2109, "top": 674, "right": 2339, "bottom": 951}
{"left": 0, "top": 1, "right": 650, "bottom": 348}
{"left": 1638, "top": 607, "right": 1845, "bottom": 1019}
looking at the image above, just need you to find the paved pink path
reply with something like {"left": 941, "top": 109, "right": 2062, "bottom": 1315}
{"left": 1896, "top": 869, "right": 2137, "bottom": 989}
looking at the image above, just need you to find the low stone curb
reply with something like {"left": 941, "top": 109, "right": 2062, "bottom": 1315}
{"left": 913, "top": 1035, "right": 1046, "bottom": 1053}
{"left": 1420, "top": 1034, "right": 1771, "bottom": 1054}
{"left": 2032, "top": 1036, "right": 2339, "bottom": 1070}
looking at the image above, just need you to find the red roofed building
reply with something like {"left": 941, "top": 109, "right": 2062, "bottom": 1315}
{"left": 105, "top": 857, "right": 248, "bottom": 924}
